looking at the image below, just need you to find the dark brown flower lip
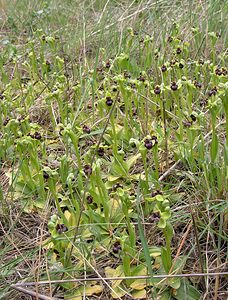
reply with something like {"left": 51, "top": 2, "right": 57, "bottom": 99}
{"left": 176, "top": 47, "right": 182, "bottom": 54}
{"left": 82, "top": 125, "right": 91, "bottom": 134}
{"left": 3, "top": 117, "right": 10, "bottom": 126}
{"left": 112, "top": 183, "right": 123, "bottom": 192}
{"left": 151, "top": 190, "right": 162, "bottom": 197}
{"left": 194, "top": 80, "right": 202, "bottom": 88}
{"left": 113, "top": 241, "right": 121, "bottom": 248}
{"left": 112, "top": 240, "right": 121, "bottom": 253}
{"left": 32, "top": 132, "right": 42, "bottom": 140}
{"left": 171, "top": 81, "right": 178, "bottom": 91}
{"left": 190, "top": 114, "right": 197, "bottom": 122}
{"left": 215, "top": 68, "right": 222, "bottom": 76}
{"left": 208, "top": 86, "right": 217, "bottom": 97}
{"left": 83, "top": 164, "right": 92, "bottom": 176}
{"left": 97, "top": 147, "right": 105, "bottom": 157}
{"left": 106, "top": 96, "right": 113, "bottom": 106}
{"left": 105, "top": 60, "right": 111, "bottom": 68}
{"left": 56, "top": 223, "right": 68, "bottom": 234}
{"left": 161, "top": 65, "right": 167, "bottom": 72}
{"left": 124, "top": 71, "right": 131, "bottom": 79}
{"left": 221, "top": 67, "right": 227, "bottom": 76}
{"left": 154, "top": 85, "right": 161, "bottom": 94}
{"left": 167, "top": 36, "right": 173, "bottom": 43}
{"left": 43, "top": 171, "right": 49, "bottom": 179}
{"left": 199, "top": 98, "right": 208, "bottom": 107}
{"left": 144, "top": 136, "right": 158, "bottom": 149}
{"left": 87, "top": 195, "right": 93, "bottom": 204}
{"left": 170, "top": 59, "right": 177, "bottom": 67}
{"left": 112, "top": 246, "right": 120, "bottom": 254}
{"left": 144, "top": 139, "right": 153, "bottom": 149}
{"left": 137, "top": 75, "right": 146, "bottom": 82}
{"left": 148, "top": 212, "right": 160, "bottom": 222}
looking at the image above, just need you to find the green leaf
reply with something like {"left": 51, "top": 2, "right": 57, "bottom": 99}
{"left": 105, "top": 265, "right": 124, "bottom": 289}
{"left": 149, "top": 247, "right": 162, "bottom": 258}
{"left": 111, "top": 156, "right": 128, "bottom": 177}
{"left": 172, "top": 256, "right": 188, "bottom": 273}
{"left": 159, "top": 290, "right": 172, "bottom": 300}
{"left": 174, "top": 280, "right": 201, "bottom": 300}
{"left": 130, "top": 279, "right": 147, "bottom": 290}
{"left": 137, "top": 208, "right": 153, "bottom": 277}
{"left": 161, "top": 247, "right": 170, "bottom": 273}
{"left": 111, "top": 284, "right": 128, "bottom": 299}
{"left": 107, "top": 175, "right": 120, "bottom": 182}
{"left": 64, "top": 282, "right": 103, "bottom": 300}
{"left": 126, "top": 153, "right": 141, "bottom": 171}
{"left": 210, "top": 133, "right": 219, "bottom": 162}
{"left": 136, "top": 185, "right": 157, "bottom": 299}
{"left": 131, "top": 289, "right": 147, "bottom": 299}
{"left": 163, "top": 222, "right": 174, "bottom": 244}
{"left": 168, "top": 277, "right": 181, "bottom": 289}
{"left": 130, "top": 265, "right": 147, "bottom": 290}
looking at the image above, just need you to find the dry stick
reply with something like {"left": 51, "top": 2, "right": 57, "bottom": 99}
{"left": 191, "top": 211, "right": 206, "bottom": 290}
{"left": 153, "top": 221, "right": 194, "bottom": 293}
{"left": 12, "top": 272, "right": 228, "bottom": 287}
{"left": 52, "top": 92, "right": 120, "bottom": 296}
{"left": 11, "top": 284, "right": 56, "bottom": 300}
{"left": 169, "top": 220, "right": 193, "bottom": 274}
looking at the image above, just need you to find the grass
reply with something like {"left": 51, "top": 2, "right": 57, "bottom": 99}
{"left": 0, "top": 0, "right": 227, "bottom": 299}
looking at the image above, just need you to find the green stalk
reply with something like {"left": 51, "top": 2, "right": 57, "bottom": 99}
{"left": 136, "top": 185, "right": 156, "bottom": 300}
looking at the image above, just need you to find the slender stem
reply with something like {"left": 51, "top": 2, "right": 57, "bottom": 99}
{"left": 162, "top": 99, "right": 169, "bottom": 168}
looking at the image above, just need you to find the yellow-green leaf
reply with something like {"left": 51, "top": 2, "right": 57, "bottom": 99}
{"left": 130, "top": 279, "right": 147, "bottom": 290}
{"left": 105, "top": 265, "right": 124, "bottom": 289}
{"left": 132, "top": 289, "right": 147, "bottom": 299}
{"left": 111, "top": 284, "right": 128, "bottom": 299}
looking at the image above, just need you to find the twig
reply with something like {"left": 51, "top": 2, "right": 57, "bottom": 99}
{"left": 169, "top": 220, "right": 193, "bottom": 274}
{"left": 191, "top": 209, "right": 206, "bottom": 291}
{"left": 11, "top": 285, "right": 56, "bottom": 300}
{"left": 13, "top": 272, "right": 228, "bottom": 287}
